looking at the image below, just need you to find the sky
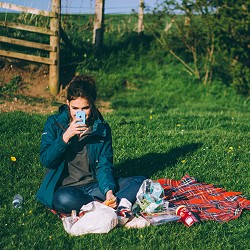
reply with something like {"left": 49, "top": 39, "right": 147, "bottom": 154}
{"left": 0, "top": 0, "right": 159, "bottom": 14}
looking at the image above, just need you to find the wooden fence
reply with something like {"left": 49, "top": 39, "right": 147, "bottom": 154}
{"left": 0, "top": 0, "right": 60, "bottom": 96}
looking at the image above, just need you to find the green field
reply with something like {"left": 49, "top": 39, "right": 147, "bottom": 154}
{"left": 0, "top": 60, "right": 249, "bottom": 249}
{"left": 0, "top": 10, "right": 250, "bottom": 250}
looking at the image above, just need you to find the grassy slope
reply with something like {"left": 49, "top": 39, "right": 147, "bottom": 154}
{"left": 0, "top": 59, "right": 249, "bottom": 249}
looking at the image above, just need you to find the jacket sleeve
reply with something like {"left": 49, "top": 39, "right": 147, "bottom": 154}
{"left": 40, "top": 116, "right": 69, "bottom": 169}
{"left": 95, "top": 124, "right": 116, "bottom": 195}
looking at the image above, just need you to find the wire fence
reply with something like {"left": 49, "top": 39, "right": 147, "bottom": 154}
{"left": 0, "top": 0, "right": 156, "bottom": 15}
{"left": 0, "top": 0, "right": 156, "bottom": 40}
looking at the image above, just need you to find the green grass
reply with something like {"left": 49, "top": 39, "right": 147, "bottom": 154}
{"left": 0, "top": 12, "right": 249, "bottom": 249}
{"left": 0, "top": 60, "right": 249, "bottom": 249}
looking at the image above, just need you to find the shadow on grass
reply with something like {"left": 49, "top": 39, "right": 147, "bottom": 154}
{"left": 115, "top": 142, "right": 203, "bottom": 178}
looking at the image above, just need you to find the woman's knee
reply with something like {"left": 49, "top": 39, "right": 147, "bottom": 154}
{"left": 117, "top": 176, "right": 146, "bottom": 190}
{"left": 53, "top": 187, "right": 93, "bottom": 213}
{"left": 133, "top": 176, "right": 146, "bottom": 184}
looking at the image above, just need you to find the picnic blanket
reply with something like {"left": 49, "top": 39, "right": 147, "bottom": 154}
{"left": 157, "top": 175, "right": 250, "bottom": 222}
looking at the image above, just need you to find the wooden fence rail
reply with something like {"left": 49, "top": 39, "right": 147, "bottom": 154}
{"left": 0, "top": 2, "right": 56, "bottom": 17}
{"left": 0, "top": 21, "right": 57, "bottom": 35}
{"left": 0, "top": 0, "right": 60, "bottom": 96}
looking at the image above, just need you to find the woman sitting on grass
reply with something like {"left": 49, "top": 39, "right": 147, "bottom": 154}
{"left": 36, "top": 75, "right": 145, "bottom": 214}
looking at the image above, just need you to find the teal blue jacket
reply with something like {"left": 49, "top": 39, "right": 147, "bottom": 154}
{"left": 35, "top": 105, "right": 116, "bottom": 208}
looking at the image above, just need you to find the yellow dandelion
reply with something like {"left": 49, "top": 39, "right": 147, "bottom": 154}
{"left": 150, "top": 115, "right": 153, "bottom": 120}
{"left": 229, "top": 146, "right": 233, "bottom": 150}
{"left": 181, "top": 159, "right": 187, "bottom": 164}
{"left": 10, "top": 156, "right": 17, "bottom": 162}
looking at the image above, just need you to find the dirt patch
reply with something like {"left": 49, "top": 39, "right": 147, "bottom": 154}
{"left": 0, "top": 58, "right": 112, "bottom": 114}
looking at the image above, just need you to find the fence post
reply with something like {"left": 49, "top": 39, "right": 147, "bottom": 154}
{"left": 138, "top": 0, "right": 144, "bottom": 34}
{"left": 50, "top": 0, "right": 60, "bottom": 96}
{"left": 93, "top": 0, "right": 105, "bottom": 51}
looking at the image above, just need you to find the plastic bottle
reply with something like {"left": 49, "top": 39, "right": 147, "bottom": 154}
{"left": 12, "top": 194, "right": 24, "bottom": 208}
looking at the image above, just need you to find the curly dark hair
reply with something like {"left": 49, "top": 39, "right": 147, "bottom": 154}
{"left": 67, "top": 75, "right": 97, "bottom": 103}
{"left": 66, "top": 75, "right": 102, "bottom": 124}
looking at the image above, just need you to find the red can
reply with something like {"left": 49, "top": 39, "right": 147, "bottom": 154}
{"left": 176, "top": 205, "right": 198, "bottom": 227}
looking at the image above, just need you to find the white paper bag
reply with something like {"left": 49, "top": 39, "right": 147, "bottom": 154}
{"left": 62, "top": 201, "right": 118, "bottom": 236}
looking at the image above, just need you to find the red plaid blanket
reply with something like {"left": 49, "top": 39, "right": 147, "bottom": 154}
{"left": 157, "top": 175, "right": 250, "bottom": 222}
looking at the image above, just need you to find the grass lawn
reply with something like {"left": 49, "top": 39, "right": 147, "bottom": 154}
{"left": 0, "top": 60, "right": 249, "bottom": 250}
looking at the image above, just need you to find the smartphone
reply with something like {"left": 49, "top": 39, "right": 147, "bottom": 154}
{"left": 76, "top": 110, "right": 86, "bottom": 124}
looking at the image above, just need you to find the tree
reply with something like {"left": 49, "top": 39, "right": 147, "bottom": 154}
{"left": 152, "top": 0, "right": 249, "bottom": 94}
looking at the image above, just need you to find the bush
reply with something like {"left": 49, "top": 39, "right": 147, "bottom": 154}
{"left": 231, "top": 61, "right": 250, "bottom": 96}
{"left": 151, "top": 0, "right": 249, "bottom": 95}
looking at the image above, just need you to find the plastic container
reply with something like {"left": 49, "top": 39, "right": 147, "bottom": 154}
{"left": 12, "top": 194, "right": 24, "bottom": 208}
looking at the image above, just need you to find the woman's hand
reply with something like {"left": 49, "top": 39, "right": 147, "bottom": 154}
{"left": 103, "top": 190, "right": 117, "bottom": 208}
{"left": 63, "top": 119, "right": 88, "bottom": 143}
